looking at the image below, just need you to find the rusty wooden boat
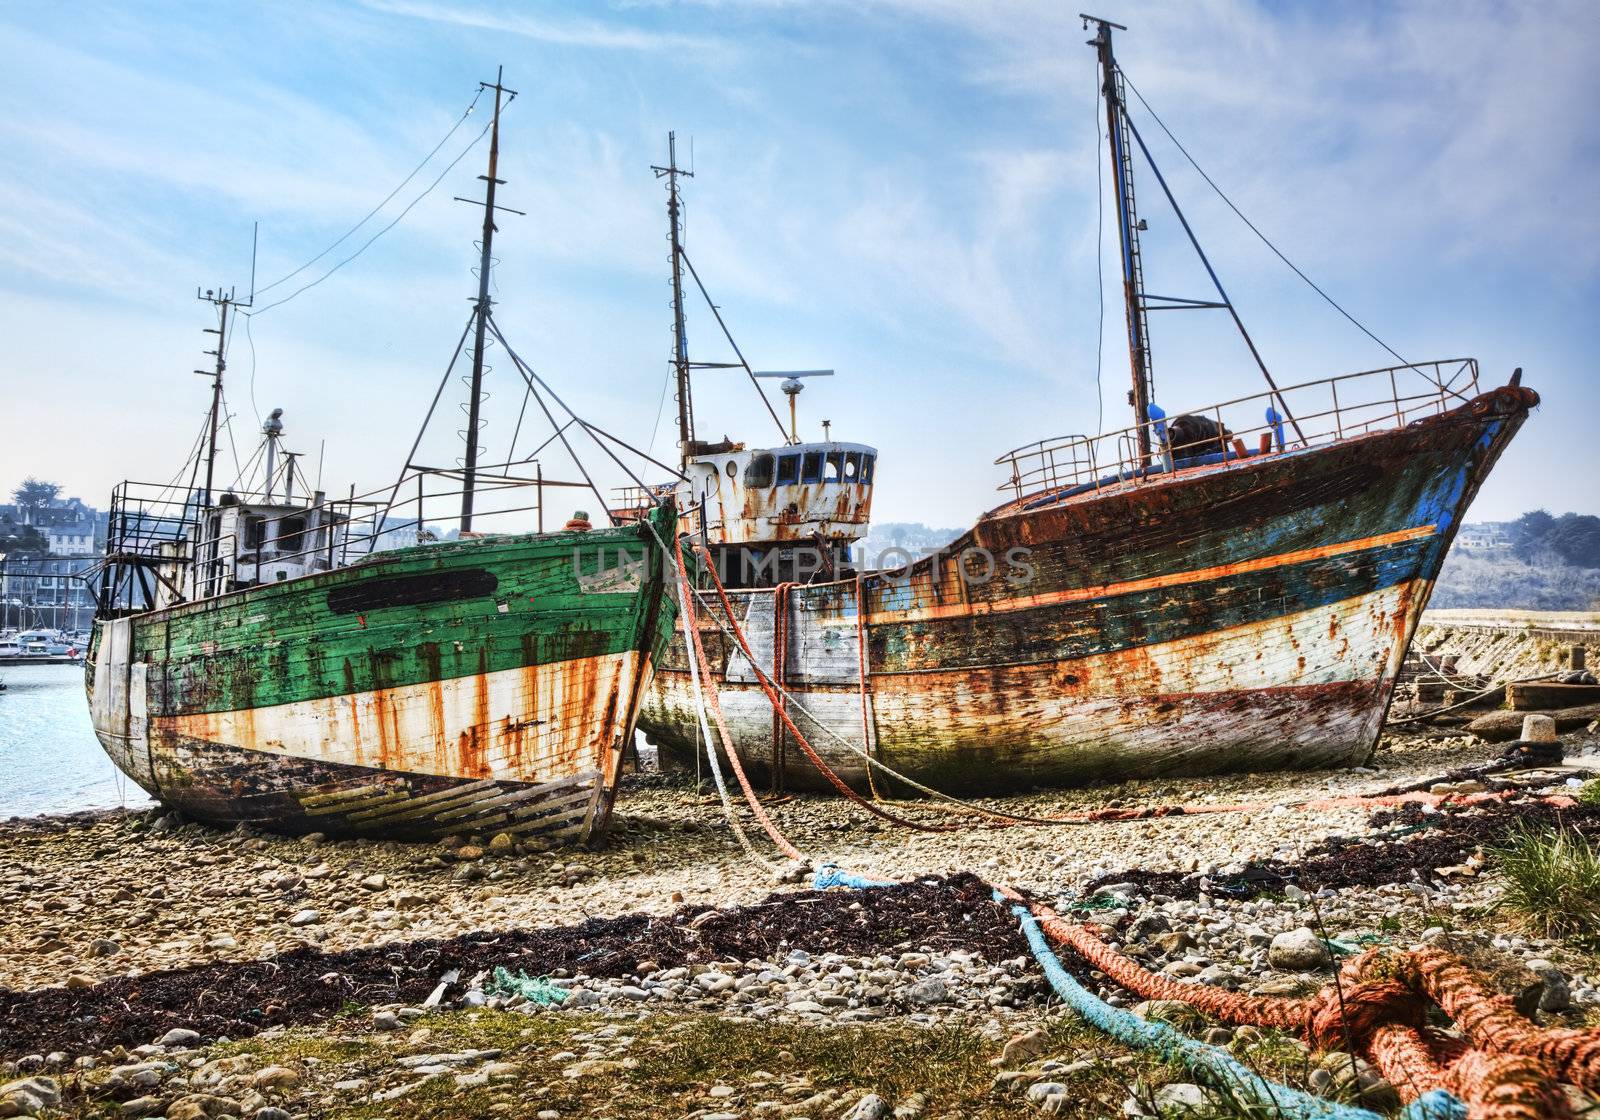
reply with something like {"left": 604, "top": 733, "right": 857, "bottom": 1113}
{"left": 84, "top": 73, "right": 682, "bottom": 840}
{"left": 635, "top": 21, "right": 1540, "bottom": 792}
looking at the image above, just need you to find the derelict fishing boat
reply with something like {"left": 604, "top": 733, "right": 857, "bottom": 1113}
{"left": 635, "top": 20, "right": 1538, "bottom": 793}
{"left": 85, "top": 72, "right": 680, "bottom": 840}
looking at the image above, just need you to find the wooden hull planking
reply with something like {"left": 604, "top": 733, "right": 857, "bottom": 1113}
{"left": 87, "top": 511, "right": 677, "bottom": 840}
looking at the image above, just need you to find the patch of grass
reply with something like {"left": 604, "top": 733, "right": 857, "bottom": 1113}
{"left": 1577, "top": 779, "right": 1600, "bottom": 807}
{"left": 1491, "top": 821, "right": 1600, "bottom": 942}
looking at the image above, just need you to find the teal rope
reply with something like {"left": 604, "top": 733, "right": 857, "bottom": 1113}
{"left": 813, "top": 864, "right": 893, "bottom": 890}
{"left": 814, "top": 868, "right": 1464, "bottom": 1120}
{"left": 998, "top": 891, "right": 1464, "bottom": 1120}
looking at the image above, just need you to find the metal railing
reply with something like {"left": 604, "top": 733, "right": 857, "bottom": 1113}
{"left": 96, "top": 463, "right": 588, "bottom": 614}
{"left": 994, "top": 358, "right": 1480, "bottom": 505}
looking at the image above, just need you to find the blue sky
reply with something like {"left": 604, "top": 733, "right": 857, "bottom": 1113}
{"left": 2, "top": 0, "right": 1596, "bottom": 529}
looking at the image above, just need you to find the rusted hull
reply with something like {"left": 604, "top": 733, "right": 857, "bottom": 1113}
{"left": 641, "top": 389, "right": 1534, "bottom": 792}
{"left": 86, "top": 507, "right": 678, "bottom": 840}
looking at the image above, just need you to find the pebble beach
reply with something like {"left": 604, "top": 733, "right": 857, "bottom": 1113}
{"left": 3, "top": 727, "right": 1600, "bottom": 1117}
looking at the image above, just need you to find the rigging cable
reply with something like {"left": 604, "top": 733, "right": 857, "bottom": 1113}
{"left": 1118, "top": 72, "right": 1414, "bottom": 372}
{"left": 1093, "top": 63, "right": 1107, "bottom": 436}
{"left": 254, "top": 87, "right": 487, "bottom": 298}
{"left": 247, "top": 118, "right": 494, "bottom": 319}
{"left": 245, "top": 310, "right": 261, "bottom": 427}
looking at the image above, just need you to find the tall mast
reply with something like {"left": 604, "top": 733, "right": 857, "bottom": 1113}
{"left": 194, "top": 288, "right": 237, "bottom": 507}
{"left": 1084, "top": 15, "right": 1154, "bottom": 460}
{"left": 459, "top": 67, "right": 518, "bottom": 533}
{"left": 653, "top": 132, "right": 695, "bottom": 470}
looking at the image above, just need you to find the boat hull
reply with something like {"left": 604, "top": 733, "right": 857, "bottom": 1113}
{"left": 641, "top": 387, "right": 1535, "bottom": 792}
{"left": 87, "top": 509, "right": 677, "bottom": 840}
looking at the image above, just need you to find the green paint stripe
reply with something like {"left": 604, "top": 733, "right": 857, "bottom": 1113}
{"left": 127, "top": 508, "right": 679, "bottom": 717}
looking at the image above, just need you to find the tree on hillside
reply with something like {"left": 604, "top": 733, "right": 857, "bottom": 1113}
{"left": 1510, "top": 509, "right": 1557, "bottom": 562}
{"left": 1547, "top": 513, "right": 1600, "bottom": 569}
{"left": 10, "top": 478, "right": 60, "bottom": 521}
{"left": 0, "top": 517, "right": 47, "bottom": 554}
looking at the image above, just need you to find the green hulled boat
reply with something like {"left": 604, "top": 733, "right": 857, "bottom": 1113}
{"left": 85, "top": 71, "right": 682, "bottom": 841}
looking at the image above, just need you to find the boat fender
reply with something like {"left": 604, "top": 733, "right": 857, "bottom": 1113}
{"left": 1265, "top": 406, "right": 1286, "bottom": 452}
{"left": 1146, "top": 403, "right": 1174, "bottom": 472}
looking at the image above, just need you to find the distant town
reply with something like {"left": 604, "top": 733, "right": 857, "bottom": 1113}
{"left": 0, "top": 478, "right": 106, "bottom": 633}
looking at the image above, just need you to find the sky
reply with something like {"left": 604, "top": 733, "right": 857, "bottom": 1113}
{"left": 1, "top": 0, "right": 1596, "bottom": 531}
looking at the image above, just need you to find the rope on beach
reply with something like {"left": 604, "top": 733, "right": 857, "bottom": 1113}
{"left": 812, "top": 868, "right": 1451, "bottom": 1119}
{"left": 998, "top": 888, "right": 1577, "bottom": 1120}
{"left": 1000, "top": 892, "right": 1452, "bottom": 1120}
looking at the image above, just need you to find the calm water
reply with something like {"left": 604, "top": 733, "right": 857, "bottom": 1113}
{"left": 0, "top": 662, "right": 153, "bottom": 818}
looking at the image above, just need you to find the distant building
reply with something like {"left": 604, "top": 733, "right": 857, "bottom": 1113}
{"left": 0, "top": 492, "right": 106, "bottom": 633}
{"left": 1455, "top": 521, "right": 1513, "bottom": 553}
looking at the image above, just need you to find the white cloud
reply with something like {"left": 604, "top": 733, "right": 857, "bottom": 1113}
{"left": 359, "top": 0, "right": 726, "bottom": 53}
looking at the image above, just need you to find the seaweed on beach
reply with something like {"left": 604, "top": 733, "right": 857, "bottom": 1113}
{"left": 0, "top": 873, "right": 1028, "bottom": 1059}
{"left": 1086, "top": 797, "right": 1600, "bottom": 902}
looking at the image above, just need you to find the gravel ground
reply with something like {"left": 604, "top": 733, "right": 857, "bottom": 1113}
{"left": 4, "top": 729, "right": 1600, "bottom": 1118}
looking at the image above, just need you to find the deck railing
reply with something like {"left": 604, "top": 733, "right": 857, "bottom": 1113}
{"left": 95, "top": 463, "right": 592, "bottom": 614}
{"left": 994, "top": 358, "right": 1480, "bottom": 506}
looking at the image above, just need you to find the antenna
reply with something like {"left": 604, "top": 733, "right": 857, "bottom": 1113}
{"left": 753, "top": 370, "right": 834, "bottom": 442}
{"left": 652, "top": 132, "right": 695, "bottom": 469}
{"left": 452, "top": 65, "right": 522, "bottom": 533}
{"left": 193, "top": 286, "right": 238, "bottom": 506}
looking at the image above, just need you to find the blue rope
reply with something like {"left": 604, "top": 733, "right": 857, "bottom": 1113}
{"left": 812, "top": 864, "right": 894, "bottom": 890}
{"left": 810, "top": 869, "right": 1465, "bottom": 1120}
{"left": 998, "top": 892, "right": 1465, "bottom": 1120}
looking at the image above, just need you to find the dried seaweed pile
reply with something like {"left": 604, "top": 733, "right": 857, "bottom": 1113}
{"left": 0, "top": 873, "right": 1020, "bottom": 1059}
{"left": 1086, "top": 797, "right": 1600, "bottom": 902}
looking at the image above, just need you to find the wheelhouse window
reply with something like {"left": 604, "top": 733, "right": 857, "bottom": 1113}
{"left": 801, "top": 451, "right": 824, "bottom": 484}
{"left": 843, "top": 452, "right": 861, "bottom": 482}
{"left": 861, "top": 453, "right": 876, "bottom": 484}
{"left": 745, "top": 453, "right": 775, "bottom": 488}
{"left": 277, "top": 516, "right": 307, "bottom": 553}
{"left": 245, "top": 516, "right": 266, "bottom": 551}
{"left": 775, "top": 454, "right": 800, "bottom": 486}
{"left": 826, "top": 451, "right": 846, "bottom": 483}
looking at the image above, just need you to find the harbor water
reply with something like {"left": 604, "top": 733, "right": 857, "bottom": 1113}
{"left": 0, "top": 662, "right": 152, "bottom": 819}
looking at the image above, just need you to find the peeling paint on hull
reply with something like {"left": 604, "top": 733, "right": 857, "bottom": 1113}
{"left": 86, "top": 509, "right": 679, "bottom": 839}
{"left": 641, "top": 391, "right": 1533, "bottom": 792}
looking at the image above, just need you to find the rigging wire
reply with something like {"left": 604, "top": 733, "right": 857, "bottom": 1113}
{"left": 1093, "top": 66, "right": 1107, "bottom": 437}
{"left": 246, "top": 119, "right": 493, "bottom": 319}
{"left": 1118, "top": 71, "right": 1414, "bottom": 371}
{"left": 245, "top": 311, "right": 261, "bottom": 427}
{"left": 254, "top": 87, "right": 487, "bottom": 298}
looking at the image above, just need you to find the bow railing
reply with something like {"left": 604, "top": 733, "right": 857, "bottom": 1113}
{"left": 995, "top": 358, "right": 1480, "bottom": 506}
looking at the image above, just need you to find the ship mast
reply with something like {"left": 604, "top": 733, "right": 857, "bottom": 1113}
{"left": 653, "top": 132, "right": 695, "bottom": 470}
{"left": 1084, "top": 15, "right": 1155, "bottom": 461}
{"left": 458, "top": 67, "right": 519, "bottom": 533}
{"left": 193, "top": 282, "right": 252, "bottom": 507}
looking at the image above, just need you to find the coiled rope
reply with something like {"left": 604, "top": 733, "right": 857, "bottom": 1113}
{"left": 811, "top": 867, "right": 1458, "bottom": 1119}
{"left": 997, "top": 888, "right": 1576, "bottom": 1120}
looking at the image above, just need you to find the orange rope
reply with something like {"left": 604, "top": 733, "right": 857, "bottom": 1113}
{"left": 672, "top": 534, "right": 807, "bottom": 863}
{"left": 855, "top": 570, "right": 882, "bottom": 800}
{"left": 693, "top": 539, "right": 967, "bottom": 833}
{"left": 998, "top": 888, "right": 1580, "bottom": 1120}
{"left": 770, "top": 580, "right": 793, "bottom": 793}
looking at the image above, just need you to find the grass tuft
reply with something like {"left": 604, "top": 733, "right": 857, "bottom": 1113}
{"left": 1491, "top": 821, "right": 1600, "bottom": 941}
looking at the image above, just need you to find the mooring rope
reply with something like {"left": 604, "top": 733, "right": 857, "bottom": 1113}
{"left": 854, "top": 570, "right": 884, "bottom": 801}
{"left": 669, "top": 530, "right": 782, "bottom": 874}
{"left": 811, "top": 868, "right": 1458, "bottom": 1119}
{"left": 671, "top": 532, "right": 808, "bottom": 866}
{"left": 998, "top": 889, "right": 1575, "bottom": 1120}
